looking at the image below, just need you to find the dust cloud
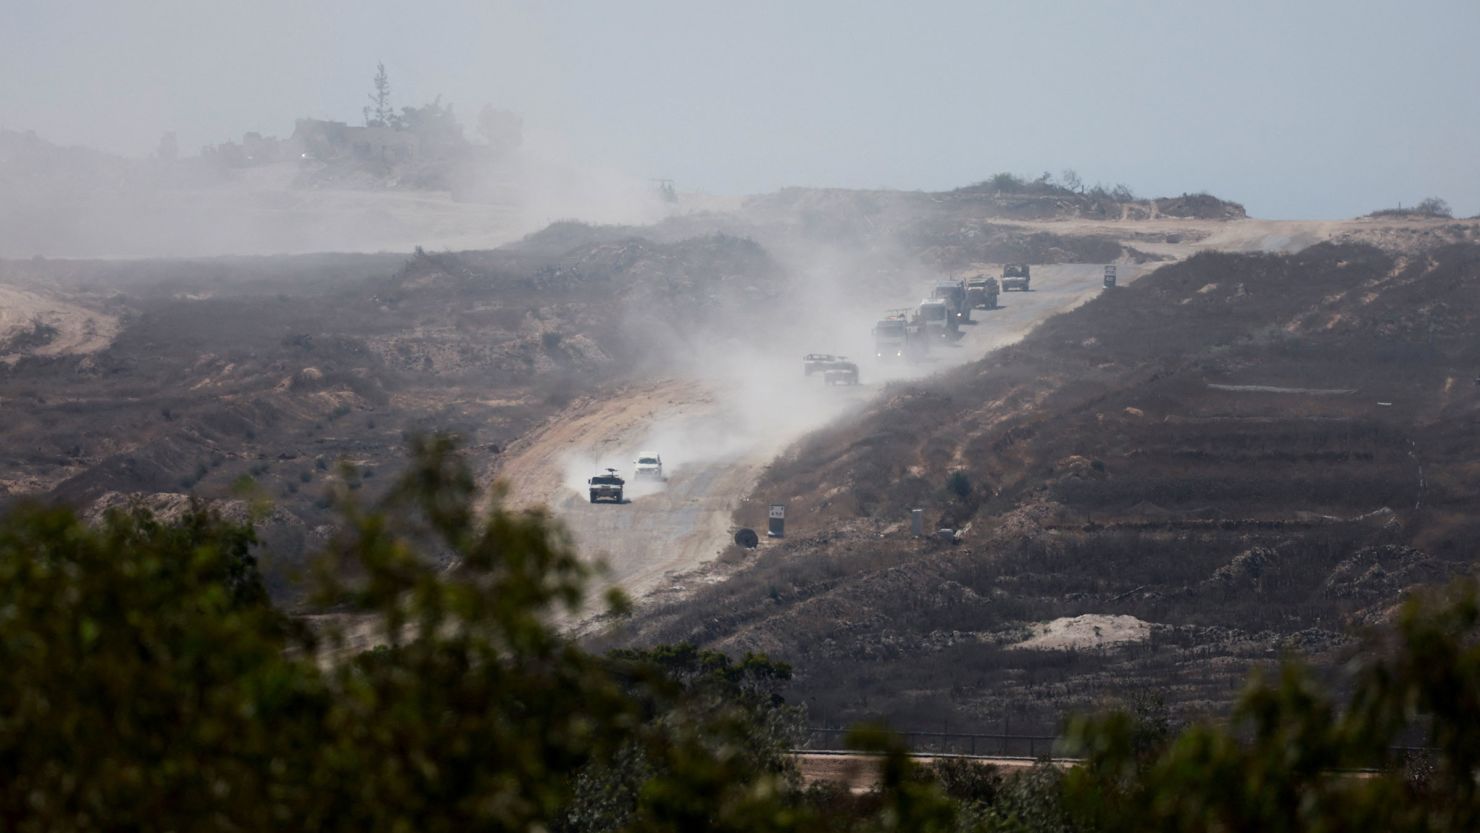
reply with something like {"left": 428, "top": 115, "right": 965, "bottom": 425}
{"left": 0, "top": 125, "right": 667, "bottom": 259}
{"left": 550, "top": 238, "right": 1006, "bottom": 504}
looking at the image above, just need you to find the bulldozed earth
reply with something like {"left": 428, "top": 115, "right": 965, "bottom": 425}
{"left": 4, "top": 176, "right": 1479, "bottom": 735}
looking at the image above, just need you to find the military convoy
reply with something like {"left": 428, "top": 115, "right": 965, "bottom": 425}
{"left": 810, "top": 263, "right": 1073, "bottom": 394}
{"left": 867, "top": 267, "right": 1026, "bottom": 357}
{"left": 586, "top": 453, "right": 667, "bottom": 506}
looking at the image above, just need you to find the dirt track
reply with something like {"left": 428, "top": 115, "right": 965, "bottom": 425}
{"left": 794, "top": 751, "right": 1069, "bottom": 793}
{"left": 491, "top": 263, "right": 1147, "bottom": 618}
{"left": 0, "top": 285, "right": 118, "bottom": 363}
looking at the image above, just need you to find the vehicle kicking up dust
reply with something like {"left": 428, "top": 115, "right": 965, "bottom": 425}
{"left": 587, "top": 469, "right": 625, "bottom": 504}
{"left": 492, "top": 263, "right": 1142, "bottom": 623}
{"left": 633, "top": 452, "right": 665, "bottom": 481}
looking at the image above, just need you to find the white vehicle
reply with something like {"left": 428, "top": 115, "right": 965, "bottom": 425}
{"left": 633, "top": 451, "right": 664, "bottom": 480}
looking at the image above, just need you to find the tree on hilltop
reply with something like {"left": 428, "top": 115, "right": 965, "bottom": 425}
{"left": 364, "top": 61, "right": 396, "bottom": 128}
{"left": 1415, "top": 197, "right": 1453, "bottom": 218}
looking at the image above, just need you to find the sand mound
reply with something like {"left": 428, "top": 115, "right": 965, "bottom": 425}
{"left": 1011, "top": 614, "right": 1151, "bottom": 651}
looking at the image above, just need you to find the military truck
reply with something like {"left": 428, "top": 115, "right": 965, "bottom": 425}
{"left": 917, "top": 299, "right": 957, "bottom": 340}
{"left": 931, "top": 280, "right": 971, "bottom": 323}
{"left": 587, "top": 469, "right": 625, "bottom": 503}
{"left": 873, "top": 310, "right": 928, "bottom": 361}
{"left": 966, "top": 276, "right": 1000, "bottom": 309}
{"left": 823, "top": 360, "right": 859, "bottom": 385}
{"left": 1002, "top": 263, "right": 1031, "bottom": 292}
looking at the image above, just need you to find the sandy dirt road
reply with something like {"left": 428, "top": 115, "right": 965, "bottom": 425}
{"left": 794, "top": 751, "right": 1074, "bottom": 792}
{"left": 491, "top": 263, "right": 1145, "bottom": 620}
{"left": 0, "top": 284, "right": 119, "bottom": 364}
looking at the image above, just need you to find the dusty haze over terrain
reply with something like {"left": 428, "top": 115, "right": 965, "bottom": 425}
{"left": 5, "top": 0, "right": 1480, "bottom": 745}
{"left": 4, "top": 0, "right": 1479, "bottom": 222}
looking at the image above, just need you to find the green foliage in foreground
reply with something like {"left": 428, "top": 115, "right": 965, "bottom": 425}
{"left": 0, "top": 436, "right": 959, "bottom": 833}
{"left": 5, "top": 434, "right": 1480, "bottom": 832}
{"left": 1064, "top": 580, "right": 1480, "bottom": 833}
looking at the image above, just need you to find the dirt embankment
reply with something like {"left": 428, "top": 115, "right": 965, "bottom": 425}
{"left": 0, "top": 232, "right": 790, "bottom": 600}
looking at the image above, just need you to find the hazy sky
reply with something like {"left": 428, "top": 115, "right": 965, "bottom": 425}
{"left": 4, "top": 0, "right": 1477, "bottom": 219}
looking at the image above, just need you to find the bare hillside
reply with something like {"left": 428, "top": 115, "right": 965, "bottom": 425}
{"left": 604, "top": 237, "right": 1480, "bottom": 733}
{"left": 0, "top": 234, "right": 784, "bottom": 599}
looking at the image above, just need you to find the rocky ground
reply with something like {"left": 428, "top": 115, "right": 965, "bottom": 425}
{"left": 5, "top": 173, "right": 1476, "bottom": 738}
{"left": 601, "top": 225, "right": 1480, "bottom": 735}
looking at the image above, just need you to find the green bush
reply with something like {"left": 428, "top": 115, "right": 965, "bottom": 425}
{"left": 0, "top": 437, "right": 952, "bottom": 833}
{"left": 12, "top": 434, "right": 1480, "bottom": 831}
{"left": 1064, "top": 580, "right": 1480, "bottom": 833}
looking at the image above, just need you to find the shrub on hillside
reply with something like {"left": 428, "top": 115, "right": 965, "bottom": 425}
{"left": 1369, "top": 197, "right": 1454, "bottom": 219}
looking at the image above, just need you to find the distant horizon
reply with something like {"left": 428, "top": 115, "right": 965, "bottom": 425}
{"left": 8, "top": 120, "right": 1473, "bottom": 226}
{"left": 4, "top": 0, "right": 1478, "bottom": 220}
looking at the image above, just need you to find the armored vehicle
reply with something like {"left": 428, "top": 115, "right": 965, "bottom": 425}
{"left": 1002, "top": 263, "right": 1031, "bottom": 292}
{"left": 931, "top": 280, "right": 971, "bottom": 323}
{"left": 587, "top": 469, "right": 625, "bottom": 504}
{"left": 966, "top": 276, "right": 1000, "bottom": 309}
